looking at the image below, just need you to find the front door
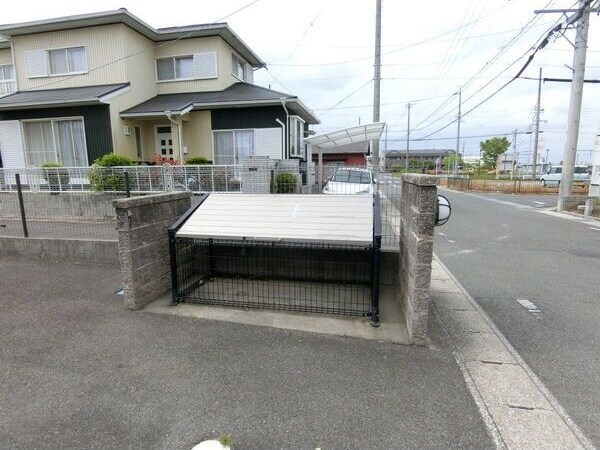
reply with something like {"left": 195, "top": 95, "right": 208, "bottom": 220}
{"left": 155, "top": 126, "right": 174, "bottom": 159}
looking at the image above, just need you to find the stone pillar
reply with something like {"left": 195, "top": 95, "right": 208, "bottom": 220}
{"left": 113, "top": 192, "right": 192, "bottom": 310}
{"left": 399, "top": 174, "right": 437, "bottom": 345}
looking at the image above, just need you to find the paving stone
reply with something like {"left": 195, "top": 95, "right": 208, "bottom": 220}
{"left": 431, "top": 292, "right": 474, "bottom": 310}
{"left": 466, "top": 361, "right": 552, "bottom": 410}
{"left": 445, "top": 309, "right": 491, "bottom": 333}
{"left": 453, "top": 331, "right": 516, "bottom": 364}
{"left": 487, "top": 404, "right": 584, "bottom": 450}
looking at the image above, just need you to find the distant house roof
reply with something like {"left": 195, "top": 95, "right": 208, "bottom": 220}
{"left": 0, "top": 83, "right": 130, "bottom": 110}
{"left": 385, "top": 149, "right": 454, "bottom": 158}
{"left": 0, "top": 9, "right": 265, "bottom": 68}
{"left": 120, "top": 82, "right": 320, "bottom": 124}
{"left": 316, "top": 141, "right": 370, "bottom": 155}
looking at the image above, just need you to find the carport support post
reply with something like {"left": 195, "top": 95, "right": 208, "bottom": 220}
{"left": 168, "top": 228, "right": 179, "bottom": 305}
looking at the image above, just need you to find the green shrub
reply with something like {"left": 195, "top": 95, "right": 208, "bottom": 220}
{"left": 273, "top": 172, "right": 297, "bottom": 194}
{"left": 41, "top": 162, "right": 69, "bottom": 191}
{"left": 185, "top": 156, "right": 212, "bottom": 165}
{"left": 93, "top": 152, "right": 136, "bottom": 167}
{"left": 88, "top": 152, "right": 135, "bottom": 192}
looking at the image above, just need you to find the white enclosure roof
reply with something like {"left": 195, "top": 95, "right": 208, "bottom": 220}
{"left": 304, "top": 122, "right": 385, "bottom": 149}
{"left": 177, "top": 194, "right": 374, "bottom": 245}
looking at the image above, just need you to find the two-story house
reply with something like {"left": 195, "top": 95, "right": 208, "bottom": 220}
{"left": 0, "top": 9, "right": 318, "bottom": 169}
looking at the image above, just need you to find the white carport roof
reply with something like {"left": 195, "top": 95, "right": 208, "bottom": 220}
{"left": 304, "top": 122, "right": 385, "bottom": 149}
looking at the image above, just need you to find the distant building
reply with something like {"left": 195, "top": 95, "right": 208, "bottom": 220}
{"left": 311, "top": 141, "right": 370, "bottom": 167}
{"left": 384, "top": 149, "right": 454, "bottom": 170}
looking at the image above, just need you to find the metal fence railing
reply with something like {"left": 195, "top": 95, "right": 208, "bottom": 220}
{"left": 0, "top": 164, "right": 402, "bottom": 247}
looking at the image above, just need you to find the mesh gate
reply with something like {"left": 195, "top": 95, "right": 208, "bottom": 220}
{"left": 169, "top": 194, "right": 381, "bottom": 324}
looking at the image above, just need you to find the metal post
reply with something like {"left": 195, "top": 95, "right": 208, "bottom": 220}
{"left": 15, "top": 173, "right": 28, "bottom": 238}
{"left": 455, "top": 87, "right": 462, "bottom": 174}
{"left": 405, "top": 102, "right": 411, "bottom": 172}
{"left": 370, "top": 193, "right": 381, "bottom": 327}
{"left": 558, "top": 0, "right": 591, "bottom": 211}
{"left": 124, "top": 172, "right": 131, "bottom": 198}
{"left": 532, "top": 67, "right": 543, "bottom": 179}
{"left": 371, "top": 0, "right": 382, "bottom": 172}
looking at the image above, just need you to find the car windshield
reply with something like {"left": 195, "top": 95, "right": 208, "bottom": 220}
{"left": 331, "top": 170, "right": 371, "bottom": 184}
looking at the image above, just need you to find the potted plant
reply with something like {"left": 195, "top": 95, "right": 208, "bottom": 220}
{"left": 41, "top": 162, "right": 70, "bottom": 193}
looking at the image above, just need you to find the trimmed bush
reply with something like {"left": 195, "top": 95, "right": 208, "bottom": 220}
{"left": 88, "top": 153, "right": 136, "bottom": 192}
{"left": 186, "top": 156, "right": 212, "bottom": 165}
{"left": 273, "top": 172, "right": 297, "bottom": 194}
{"left": 41, "top": 162, "right": 70, "bottom": 192}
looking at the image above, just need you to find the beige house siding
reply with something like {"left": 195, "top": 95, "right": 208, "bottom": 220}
{"left": 12, "top": 23, "right": 128, "bottom": 91}
{"left": 182, "top": 111, "right": 213, "bottom": 161}
{"left": 0, "top": 48, "right": 13, "bottom": 66}
{"left": 155, "top": 36, "right": 239, "bottom": 94}
{"left": 108, "top": 26, "right": 158, "bottom": 157}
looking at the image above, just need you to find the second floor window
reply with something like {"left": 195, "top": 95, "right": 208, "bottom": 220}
{"left": 157, "top": 56, "right": 193, "bottom": 81}
{"left": 48, "top": 47, "right": 87, "bottom": 75}
{"left": 0, "top": 64, "right": 16, "bottom": 96}
{"left": 231, "top": 55, "right": 246, "bottom": 81}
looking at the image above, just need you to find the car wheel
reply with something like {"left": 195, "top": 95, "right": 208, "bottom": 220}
{"left": 541, "top": 180, "right": 546, "bottom": 187}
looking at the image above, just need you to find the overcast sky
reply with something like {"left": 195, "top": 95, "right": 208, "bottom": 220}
{"left": 3, "top": 0, "right": 600, "bottom": 164}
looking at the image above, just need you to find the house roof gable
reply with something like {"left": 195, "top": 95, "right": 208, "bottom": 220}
{"left": 0, "top": 9, "right": 265, "bottom": 67}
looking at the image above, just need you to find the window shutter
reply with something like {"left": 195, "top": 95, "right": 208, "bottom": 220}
{"left": 24, "top": 50, "right": 48, "bottom": 77}
{"left": 192, "top": 52, "right": 217, "bottom": 79}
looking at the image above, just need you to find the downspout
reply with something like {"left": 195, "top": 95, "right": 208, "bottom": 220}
{"left": 8, "top": 38, "right": 18, "bottom": 93}
{"left": 280, "top": 98, "right": 289, "bottom": 158}
{"left": 275, "top": 118, "right": 286, "bottom": 160}
{"left": 165, "top": 111, "right": 184, "bottom": 164}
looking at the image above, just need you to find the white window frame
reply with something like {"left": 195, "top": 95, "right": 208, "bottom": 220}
{"left": 45, "top": 46, "right": 88, "bottom": 77}
{"left": 231, "top": 54, "right": 246, "bottom": 81}
{"left": 212, "top": 129, "right": 255, "bottom": 165}
{"left": 21, "top": 116, "right": 88, "bottom": 167}
{"left": 155, "top": 54, "right": 195, "bottom": 82}
{"left": 0, "top": 64, "right": 16, "bottom": 96}
{"left": 288, "top": 115, "right": 305, "bottom": 158}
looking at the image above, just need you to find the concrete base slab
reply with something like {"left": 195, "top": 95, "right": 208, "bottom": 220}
{"left": 487, "top": 404, "right": 584, "bottom": 450}
{"left": 144, "top": 284, "right": 410, "bottom": 345}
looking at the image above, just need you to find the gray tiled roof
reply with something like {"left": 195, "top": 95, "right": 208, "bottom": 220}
{"left": 121, "top": 82, "right": 319, "bottom": 124}
{"left": 0, "top": 83, "right": 130, "bottom": 109}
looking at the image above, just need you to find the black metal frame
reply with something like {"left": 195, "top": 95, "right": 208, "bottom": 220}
{"left": 168, "top": 193, "right": 382, "bottom": 325}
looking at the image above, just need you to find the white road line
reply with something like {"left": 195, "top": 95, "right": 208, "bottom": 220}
{"left": 591, "top": 227, "right": 600, "bottom": 231}
{"left": 533, "top": 201, "right": 547, "bottom": 205}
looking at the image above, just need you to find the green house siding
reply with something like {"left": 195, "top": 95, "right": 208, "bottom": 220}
{"left": 0, "top": 105, "right": 113, "bottom": 164}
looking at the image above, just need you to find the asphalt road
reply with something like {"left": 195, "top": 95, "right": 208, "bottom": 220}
{"left": 435, "top": 189, "right": 600, "bottom": 446}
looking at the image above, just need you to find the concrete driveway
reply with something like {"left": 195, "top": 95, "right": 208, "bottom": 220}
{"left": 0, "top": 256, "right": 492, "bottom": 449}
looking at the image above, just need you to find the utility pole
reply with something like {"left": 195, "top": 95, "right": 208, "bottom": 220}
{"left": 512, "top": 129, "right": 518, "bottom": 180}
{"left": 557, "top": 0, "right": 591, "bottom": 210}
{"left": 372, "top": 0, "right": 382, "bottom": 171}
{"left": 405, "top": 102, "right": 411, "bottom": 172}
{"left": 532, "top": 67, "right": 543, "bottom": 179}
{"left": 455, "top": 87, "right": 462, "bottom": 174}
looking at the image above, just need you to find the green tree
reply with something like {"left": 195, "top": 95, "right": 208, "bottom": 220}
{"left": 480, "top": 137, "right": 511, "bottom": 169}
{"left": 442, "top": 154, "right": 458, "bottom": 170}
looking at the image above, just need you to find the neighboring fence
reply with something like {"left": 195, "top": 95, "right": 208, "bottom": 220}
{"left": 445, "top": 176, "right": 589, "bottom": 194}
{"left": 0, "top": 163, "right": 402, "bottom": 247}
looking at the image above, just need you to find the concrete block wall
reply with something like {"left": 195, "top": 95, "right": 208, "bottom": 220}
{"left": 113, "top": 192, "right": 192, "bottom": 310}
{"left": 399, "top": 174, "right": 437, "bottom": 345}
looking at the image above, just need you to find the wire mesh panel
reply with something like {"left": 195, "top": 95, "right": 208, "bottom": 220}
{"left": 172, "top": 238, "right": 373, "bottom": 316}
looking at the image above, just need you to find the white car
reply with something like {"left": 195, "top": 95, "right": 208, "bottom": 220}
{"left": 323, "top": 168, "right": 375, "bottom": 195}
{"left": 540, "top": 165, "right": 590, "bottom": 186}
